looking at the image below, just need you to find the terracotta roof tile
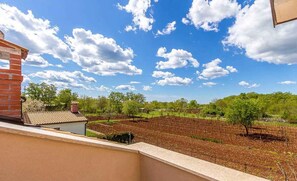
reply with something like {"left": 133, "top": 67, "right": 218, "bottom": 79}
{"left": 25, "top": 111, "right": 87, "bottom": 125}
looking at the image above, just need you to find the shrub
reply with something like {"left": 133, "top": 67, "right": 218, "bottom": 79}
{"left": 105, "top": 132, "right": 134, "bottom": 144}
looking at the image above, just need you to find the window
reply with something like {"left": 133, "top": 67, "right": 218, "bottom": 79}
{"left": 0, "top": 52, "right": 10, "bottom": 70}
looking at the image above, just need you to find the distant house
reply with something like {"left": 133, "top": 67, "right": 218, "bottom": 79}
{"left": 24, "top": 102, "right": 88, "bottom": 135}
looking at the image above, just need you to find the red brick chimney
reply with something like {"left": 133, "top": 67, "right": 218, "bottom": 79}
{"left": 0, "top": 31, "right": 28, "bottom": 119}
{"left": 71, "top": 102, "right": 79, "bottom": 113}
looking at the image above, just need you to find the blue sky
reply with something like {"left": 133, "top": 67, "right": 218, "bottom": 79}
{"left": 0, "top": 0, "right": 296, "bottom": 103}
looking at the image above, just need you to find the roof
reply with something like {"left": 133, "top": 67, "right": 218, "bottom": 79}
{"left": 0, "top": 38, "right": 29, "bottom": 59}
{"left": 24, "top": 111, "right": 88, "bottom": 125}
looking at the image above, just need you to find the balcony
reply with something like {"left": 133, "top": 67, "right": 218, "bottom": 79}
{"left": 0, "top": 121, "right": 268, "bottom": 181}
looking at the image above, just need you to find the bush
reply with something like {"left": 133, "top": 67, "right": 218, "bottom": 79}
{"left": 105, "top": 132, "right": 134, "bottom": 144}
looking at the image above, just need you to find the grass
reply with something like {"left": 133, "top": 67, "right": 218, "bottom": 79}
{"left": 86, "top": 129, "right": 99, "bottom": 137}
{"left": 190, "top": 135, "right": 223, "bottom": 144}
{"left": 88, "top": 119, "right": 121, "bottom": 125}
{"left": 255, "top": 120, "right": 297, "bottom": 127}
{"left": 137, "top": 111, "right": 225, "bottom": 121}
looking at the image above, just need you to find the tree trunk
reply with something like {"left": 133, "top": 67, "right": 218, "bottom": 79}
{"left": 244, "top": 125, "right": 249, "bottom": 136}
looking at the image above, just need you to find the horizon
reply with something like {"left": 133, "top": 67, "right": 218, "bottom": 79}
{"left": 1, "top": 0, "right": 297, "bottom": 104}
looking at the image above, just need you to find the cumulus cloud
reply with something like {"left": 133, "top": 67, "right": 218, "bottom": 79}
{"left": 156, "top": 76, "right": 192, "bottom": 86}
{"left": 0, "top": 4, "right": 72, "bottom": 63}
{"left": 226, "top": 66, "right": 238, "bottom": 73}
{"left": 152, "top": 70, "right": 174, "bottom": 78}
{"left": 22, "top": 74, "right": 31, "bottom": 83}
{"left": 115, "top": 84, "right": 136, "bottom": 91}
{"left": 156, "top": 21, "right": 176, "bottom": 36}
{"left": 239, "top": 81, "right": 260, "bottom": 88}
{"left": 143, "top": 85, "right": 152, "bottom": 91}
{"left": 183, "top": 0, "right": 240, "bottom": 31}
{"left": 152, "top": 70, "right": 192, "bottom": 86}
{"left": 130, "top": 81, "right": 141, "bottom": 84}
{"left": 278, "top": 81, "right": 296, "bottom": 85}
{"left": 198, "top": 59, "right": 237, "bottom": 79}
{"left": 203, "top": 82, "right": 217, "bottom": 87}
{"left": 118, "top": 0, "right": 154, "bottom": 32}
{"left": 97, "top": 85, "right": 112, "bottom": 92}
{"left": 24, "top": 54, "right": 53, "bottom": 68}
{"left": 223, "top": 0, "right": 297, "bottom": 64}
{"left": 156, "top": 47, "right": 199, "bottom": 69}
{"left": 29, "top": 70, "right": 96, "bottom": 89}
{"left": 181, "top": 18, "right": 190, "bottom": 25}
{"left": 65, "top": 28, "right": 142, "bottom": 76}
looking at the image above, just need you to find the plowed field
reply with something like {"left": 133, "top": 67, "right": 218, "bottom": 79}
{"left": 88, "top": 116, "right": 297, "bottom": 180}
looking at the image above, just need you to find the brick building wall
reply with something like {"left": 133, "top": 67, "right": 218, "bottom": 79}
{"left": 0, "top": 33, "right": 28, "bottom": 119}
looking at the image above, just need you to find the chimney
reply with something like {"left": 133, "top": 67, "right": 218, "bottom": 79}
{"left": 0, "top": 31, "right": 4, "bottom": 39}
{"left": 71, "top": 102, "right": 79, "bottom": 113}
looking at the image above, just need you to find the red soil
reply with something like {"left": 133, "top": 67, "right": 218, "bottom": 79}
{"left": 88, "top": 116, "right": 297, "bottom": 180}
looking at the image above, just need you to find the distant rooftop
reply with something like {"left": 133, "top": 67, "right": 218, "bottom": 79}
{"left": 24, "top": 111, "right": 87, "bottom": 125}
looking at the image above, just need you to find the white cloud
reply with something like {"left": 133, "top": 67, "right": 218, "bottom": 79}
{"left": 156, "top": 21, "right": 176, "bottom": 36}
{"left": 115, "top": 84, "right": 136, "bottom": 91}
{"left": 152, "top": 71, "right": 192, "bottom": 86}
{"left": 278, "top": 81, "right": 296, "bottom": 85}
{"left": 97, "top": 85, "right": 112, "bottom": 92}
{"left": 198, "top": 58, "right": 237, "bottom": 79}
{"left": 130, "top": 81, "right": 141, "bottom": 84}
{"left": 24, "top": 54, "right": 53, "bottom": 68}
{"left": 239, "top": 81, "right": 260, "bottom": 88}
{"left": 65, "top": 28, "right": 142, "bottom": 76}
{"left": 118, "top": 0, "right": 154, "bottom": 32}
{"left": 143, "top": 85, "right": 152, "bottom": 91}
{"left": 156, "top": 76, "right": 192, "bottom": 86}
{"left": 182, "top": 18, "right": 190, "bottom": 25}
{"left": 29, "top": 70, "right": 96, "bottom": 90}
{"left": 22, "top": 74, "right": 31, "bottom": 83}
{"left": 0, "top": 4, "right": 72, "bottom": 62}
{"left": 156, "top": 47, "right": 199, "bottom": 69}
{"left": 223, "top": 0, "right": 297, "bottom": 64}
{"left": 183, "top": 0, "right": 240, "bottom": 31}
{"left": 203, "top": 82, "right": 217, "bottom": 87}
{"left": 226, "top": 66, "right": 238, "bottom": 73}
{"left": 152, "top": 70, "right": 174, "bottom": 78}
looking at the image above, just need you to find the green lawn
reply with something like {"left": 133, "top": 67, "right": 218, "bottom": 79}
{"left": 86, "top": 129, "right": 99, "bottom": 137}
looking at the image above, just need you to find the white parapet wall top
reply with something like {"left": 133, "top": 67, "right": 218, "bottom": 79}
{"left": 0, "top": 121, "right": 269, "bottom": 181}
{"left": 128, "top": 142, "right": 269, "bottom": 181}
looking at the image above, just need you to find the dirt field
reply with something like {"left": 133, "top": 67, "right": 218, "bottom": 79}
{"left": 87, "top": 116, "right": 297, "bottom": 180}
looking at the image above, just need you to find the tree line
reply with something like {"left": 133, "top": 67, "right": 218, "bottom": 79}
{"left": 201, "top": 92, "right": 297, "bottom": 123}
{"left": 23, "top": 83, "right": 297, "bottom": 134}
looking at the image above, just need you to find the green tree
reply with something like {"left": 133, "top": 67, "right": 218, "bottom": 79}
{"left": 174, "top": 98, "right": 188, "bottom": 116}
{"left": 122, "top": 100, "right": 141, "bottom": 119}
{"left": 25, "top": 82, "right": 56, "bottom": 104}
{"left": 226, "top": 99, "right": 260, "bottom": 135}
{"left": 78, "top": 96, "right": 97, "bottom": 113}
{"left": 188, "top": 100, "right": 199, "bottom": 109}
{"left": 56, "top": 89, "right": 78, "bottom": 109}
{"left": 97, "top": 96, "right": 108, "bottom": 113}
{"left": 125, "top": 92, "right": 145, "bottom": 104}
{"left": 108, "top": 92, "right": 125, "bottom": 114}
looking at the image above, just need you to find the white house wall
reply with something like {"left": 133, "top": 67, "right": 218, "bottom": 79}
{"left": 42, "top": 122, "right": 87, "bottom": 135}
